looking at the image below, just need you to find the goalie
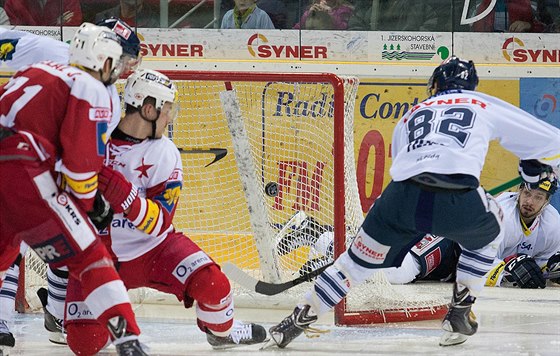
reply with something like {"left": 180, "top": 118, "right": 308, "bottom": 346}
{"left": 278, "top": 170, "right": 560, "bottom": 288}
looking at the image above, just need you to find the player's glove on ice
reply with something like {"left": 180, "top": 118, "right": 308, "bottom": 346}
{"left": 504, "top": 254, "right": 546, "bottom": 289}
{"left": 98, "top": 165, "right": 138, "bottom": 214}
{"left": 547, "top": 252, "right": 560, "bottom": 283}
{"left": 87, "top": 191, "right": 114, "bottom": 230}
{"left": 518, "top": 160, "right": 552, "bottom": 184}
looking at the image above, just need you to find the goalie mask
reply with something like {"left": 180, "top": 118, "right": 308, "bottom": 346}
{"left": 69, "top": 23, "right": 125, "bottom": 86}
{"left": 427, "top": 56, "right": 479, "bottom": 96}
{"left": 124, "top": 69, "right": 179, "bottom": 138}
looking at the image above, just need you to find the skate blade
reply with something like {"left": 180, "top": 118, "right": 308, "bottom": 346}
{"left": 260, "top": 336, "right": 281, "bottom": 350}
{"left": 439, "top": 331, "right": 468, "bottom": 346}
{"left": 47, "top": 331, "right": 67, "bottom": 345}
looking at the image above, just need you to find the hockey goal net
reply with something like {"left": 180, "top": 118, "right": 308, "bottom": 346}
{"left": 20, "top": 71, "right": 447, "bottom": 324}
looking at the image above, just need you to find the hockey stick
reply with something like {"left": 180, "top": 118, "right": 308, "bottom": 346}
{"left": 222, "top": 261, "right": 333, "bottom": 296}
{"left": 488, "top": 176, "right": 522, "bottom": 196}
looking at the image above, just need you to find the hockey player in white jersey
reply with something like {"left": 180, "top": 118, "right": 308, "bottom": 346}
{"left": 282, "top": 172, "right": 559, "bottom": 288}
{"left": 486, "top": 173, "right": 560, "bottom": 288}
{"left": 59, "top": 69, "right": 267, "bottom": 354}
{"left": 265, "top": 56, "right": 560, "bottom": 349}
{"left": 0, "top": 18, "right": 141, "bottom": 351}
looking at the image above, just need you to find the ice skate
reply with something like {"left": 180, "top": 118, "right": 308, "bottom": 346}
{"left": 440, "top": 283, "right": 478, "bottom": 346}
{"left": 263, "top": 304, "right": 324, "bottom": 349}
{"left": 276, "top": 211, "right": 327, "bottom": 255}
{"left": 36, "top": 287, "right": 66, "bottom": 345}
{"left": 206, "top": 321, "right": 267, "bottom": 349}
{"left": 108, "top": 316, "right": 149, "bottom": 356}
{"left": 0, "top": 320, "right": 15, "bottom": 356}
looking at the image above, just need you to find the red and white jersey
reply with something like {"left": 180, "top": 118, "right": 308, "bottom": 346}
{"left": 0, "top": 61, "right": 112, "bottom": 211}
{"left": 0, "top": 28, "right": 121, "bottom": 136}
{"left": 391, "top": 90, "right": 560, "bottom": 181}
{"left": 495, "top": 192, "right": 560, "bottom": 267}
{"left": 105, "top": 134, "right": 183, "bottom": 261}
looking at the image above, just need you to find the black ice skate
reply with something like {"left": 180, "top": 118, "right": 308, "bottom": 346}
{"left": 440, "top": 283, "right": 478, "bottom": 346}
{"left": 277, "top": 211, "right": 327, "bottom": 256}
{"left": 264, "top": 304, "right": 323, "bottom": 349}
{"left": 206, "top": 321, "right": 267, "bottom": 349}
{"left": 0, "top": 320, "right": 15, "bottom": 356}
{"left": 36, "top": 287, "right": 66, "bottom": 345}
{"left": 108, "top": 316, "right": 149, "bottom": 356}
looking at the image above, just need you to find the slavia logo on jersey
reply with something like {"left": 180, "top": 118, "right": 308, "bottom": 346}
{"left": 247, "top": 34, "right": 328, "bottom": 59}
{"left": 502, "top": 37, "right": 559, "bottom": 63}
{"left": 0, "top": 39, "right": 19, "bottom": 60}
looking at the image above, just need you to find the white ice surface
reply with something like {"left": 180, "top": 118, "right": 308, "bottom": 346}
{"left": 3, "top": 284, "right": 560, "bottom": 355}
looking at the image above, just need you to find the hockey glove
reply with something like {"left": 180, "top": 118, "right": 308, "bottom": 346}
{"left": 98, "top": 165, "right": 138, "bottom": 214}
{"left": 547, "top": 252, "right": 560, "bottom": 283}
{"left": 504, "top": 255, "right": 546, "bottom": 289}
{"left": 518, "top": 160, "right": 552, "bottom": 185}
{"left": 87, "top": 191, "right": 114, "bottom": 231}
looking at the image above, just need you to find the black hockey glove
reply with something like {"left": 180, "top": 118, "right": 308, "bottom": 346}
{"left": 518, "top": 160, "right": 552, "bottom": 185}
{"left": 504, "top": 255, "right": 546, "bottom": 289}
{"left": 87, "top": 191, "right": 114, "bottom": 231}
{"left": 547, "top": 252, "right": 560, "bottom": 284}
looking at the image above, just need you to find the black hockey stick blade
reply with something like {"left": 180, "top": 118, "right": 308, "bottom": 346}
{"left": 222, "top": 262, "right": 333, "bottom": 296}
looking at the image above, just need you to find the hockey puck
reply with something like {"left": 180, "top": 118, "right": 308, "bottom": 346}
{"left": 265, "top": 182, "right": 278, "bottom": 197}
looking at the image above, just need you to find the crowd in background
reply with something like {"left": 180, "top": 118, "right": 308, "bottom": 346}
{"left": 0, "top": 0, "right": 559, "bottom": 32}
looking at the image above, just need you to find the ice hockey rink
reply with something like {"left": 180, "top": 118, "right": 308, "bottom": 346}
{"left": 4, "top": 283, "right": 559, "bottom": 356}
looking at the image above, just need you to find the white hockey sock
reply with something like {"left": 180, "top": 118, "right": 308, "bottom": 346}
{"left": 0, "top": 263, "right": 20, "bottom": 329}
{"left": 46, "top": 266, "right": 68, "bottom": 320}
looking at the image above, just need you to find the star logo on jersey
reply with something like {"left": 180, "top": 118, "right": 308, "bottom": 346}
{"left": 134, "top": 158, "right": 153, "bottom": 178}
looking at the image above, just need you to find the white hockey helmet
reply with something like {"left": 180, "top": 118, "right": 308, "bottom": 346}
{"left": 124, "top": 69, "right": 178, "bottom": 111}
{"left": 69, "top": 23, "right": 124, "bottom": 82}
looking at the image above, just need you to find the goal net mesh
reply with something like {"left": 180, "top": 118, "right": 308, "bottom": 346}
{"left": 22, "top": 71, "right": 447, "bottom": 323}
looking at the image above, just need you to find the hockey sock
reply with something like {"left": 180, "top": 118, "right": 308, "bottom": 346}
{"left": 456, "top": 246, "right": 498, "bottom": 297}
{"left": 0, "top": 256, "right": 22, "bottom": 329}
{"left": 45, "top": 266, "right": 68, "bottom": 320}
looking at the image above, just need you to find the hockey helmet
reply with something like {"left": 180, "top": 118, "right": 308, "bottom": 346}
{"left": 124, "top": 69, "right": 178, "bottom": 115}
{"left": 96, "top": 17, "right": 141, "bottom": 71}
{"left": 427, "top": 56, "right": 479, "bottom": 96}
{"left": 69, "top": 23, "right": 124, "bottom": 84}
{"left": 521, "top": 171, "right": 558, "bottom": 197}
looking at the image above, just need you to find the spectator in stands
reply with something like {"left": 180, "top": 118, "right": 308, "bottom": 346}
{"left": 472, "top": 0, "right": 544, "bottom": 32}
{"left": 257, "top": 0, "right": 290, "bottom": 29}
{"left": 95, "top": 0, "right": 159, "bottom": 28}
{"left": 348, "top": 0, "right": 453, "bottom": 32}
{"left": 535, "top": 0, "right": 560, "bottom": 32}
{"left": 221, "top": 0, "right": 275, "bottom": 29}
{"left": 0, "top": 7, "right": 9, "bottom": 25}
{"left": 294, "top": 0, "right": 354, "bottom": 30}
{"left": 4, "top": 0, "right": 82, "bottom": 26}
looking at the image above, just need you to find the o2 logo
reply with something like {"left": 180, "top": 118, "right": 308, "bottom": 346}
{"left": 533, "top": 94, "right": 557, "bottom": 119}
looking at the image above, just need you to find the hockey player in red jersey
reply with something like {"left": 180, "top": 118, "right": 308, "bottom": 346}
{"left": 60, "top": 68, "right": 267, "bottom": 353}
{"left": 0, "top": 23, "right": 148, "bottom": 356}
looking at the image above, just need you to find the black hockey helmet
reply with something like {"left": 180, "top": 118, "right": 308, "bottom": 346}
{"left": 96, "top": 17, "right": 141, "bottom": 59}
{"left": 427, "top": 56, "right": 479, "bottom": 96}
{"left": 521, "top": 172, "right": 559, "bottom": 197}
